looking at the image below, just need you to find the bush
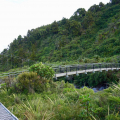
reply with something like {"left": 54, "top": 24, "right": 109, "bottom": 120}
{"left": 105, "top": 114, "right": 120, "bottom": 120}
{"left": 11, "top": 62, "right": 55, "bottom": 94}
{"left": 0, "top": 83, "right": 6, "bottom": 90}
{"left": 14, "top": 72, "right": 49, "bottom": 93}
{"left": 29, "top": 62, "right": 55, "bottom": 79}
{"left": 1, "top": 76, "right": 15, "bottom": 91}
{"left": 74, "top": 71, "right": 119, "bottom": 88}
{"left": 94, "top": 55, "right": 100, "bottom": 62}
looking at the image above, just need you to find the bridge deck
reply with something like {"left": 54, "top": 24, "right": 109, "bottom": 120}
{"left": 55, "top": 68, "right": 120, "bottom": 78}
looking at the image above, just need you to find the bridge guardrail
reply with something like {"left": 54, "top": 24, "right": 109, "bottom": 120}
{"left": 53, "top": 63, "right": 120, "bottom": 77}
{"left": 0, "top": 63, "right": 120, "bottom": 79}
{"left": 0, "top": 70, "right": 29, "bottom": 78}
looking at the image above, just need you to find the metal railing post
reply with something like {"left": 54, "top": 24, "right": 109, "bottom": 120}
{"left": 85, "top": 65, "right": 87, "bottom": 74}
{"left": 66, "top": 67, "right": 68, "bottom": 77}
{"left": 70, "top": 66, "right": 71, "bottom": 72}
{"left": 99, "top": 63, "right": 102, "bottom": 72}
{"left": 114, "top": 63, "right": 116, "bottom": 69}
{"left": 76, "top": 66, "right": 77, "bottom": 74}
{"left": 76, "top": 66, "right": 79, "bottom": 76}
{"left": 78, "top": 65, "right": 80, "bottom": 70}
{"left": 116, "top": 63, "right": 118, "bottom": 70}
{"left": 55, "top": 69, "right": 57, "bottom": 80}
{"left": 106, "top": 63, "right": 108, "bottom": 71}
{"left": 93, "top": 64, "right": 95, "bottom": 73}
{"left": 111, "top": 63, "right": 112, "bottom": 70}
{"left": 60, "top": 67, "right": 61, "bottom": 73}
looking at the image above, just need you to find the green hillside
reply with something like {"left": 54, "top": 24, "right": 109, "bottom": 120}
{"left": 0, "top": 0, "right": 120, "bottom": 71}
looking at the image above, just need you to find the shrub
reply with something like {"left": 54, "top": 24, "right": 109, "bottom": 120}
{"left": 105, "top": 114, "right": 120, "bottom": 120}
{"left": 15, "top": 72, "right": 49, "bottom": 93}
{"left": 83, "top": 58, "right": 89, "bottom": 63}
{"left": 94, "top": 55, "right": 100, "bottom": 61}
{"left": 74, "top": 71, "right": 119, "bottom": 88}
{"left": 29, "top": 62, "right": 55, "bottom": 79}
{"left": 1, "top": 76, "right": 15, "bottom": 91}
{"left": 74, "top": 73, "right": 89, "bottom": 87}
{"left": 0, "top": 83, "right": 6, "bottom": 90}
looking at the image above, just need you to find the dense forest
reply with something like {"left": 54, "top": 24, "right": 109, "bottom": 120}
{"left": 0, "top": 0, "right": 120, "bottom": 71}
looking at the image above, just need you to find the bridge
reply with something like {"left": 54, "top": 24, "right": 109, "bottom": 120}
{"left": 53, "top": 63, "right": 120, "bottom": 79}
{"left": 0, "top": 63, "right": 120, "bottom": 80}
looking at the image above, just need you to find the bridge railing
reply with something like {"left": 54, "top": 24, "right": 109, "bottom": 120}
{"left": 0, "top": 63, "right": 120, "bottom": 80}
{"left": 0, "top": 70, "right": 29, "bottom": 78}
{"left": 53, "top": 63, "right": 120, "bottom": 76}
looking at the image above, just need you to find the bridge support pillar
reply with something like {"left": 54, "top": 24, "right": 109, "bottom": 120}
{"left": 76, "top": 73, "right": 79, "bottom": 76}
{"left": 85, "top": 72, "right": 87, "bottom": 74}
{"left": 66, "top": 75, "right": 68, "bottom": 78}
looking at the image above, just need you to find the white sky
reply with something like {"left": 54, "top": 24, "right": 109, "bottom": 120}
{"left": 0, "top": 0, "right": 110, "bottom": 52}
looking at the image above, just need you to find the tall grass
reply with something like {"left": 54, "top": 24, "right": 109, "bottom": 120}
{"left": 1, "top": 79, "right": 120, "bottom": 119}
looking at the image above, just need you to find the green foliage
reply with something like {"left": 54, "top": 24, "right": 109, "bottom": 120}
{"left": 51, "top": 21, "right": 58, "bottom": 34}
{"left": 1, "top": 76, "right": 15, "bottom": 91}
{"left": 29, "top": 62, "right": 55, "bottom": 79}
{"left": 1, "top": 79, "right": 120, "bottom": 119}
{"left": 112, "top": 0, "right": 120, "bottom": 4}
{"left": 71, "top": 8, "right": 86, "bottom": 22}
{"left": 16, "top": 72, "right": 37, "bottom": 93}
{"left": 0, "top": 83, "right": 6, "bottom": 90}
{"left": 88, "top": 4, "right": 100, "bottom": 12}
{"left": 14, "top": 72, "right": 50, "bottom": 94}
{"left": 99, "top": 2, "right": 104, "bottom": 8}
{"left": 0, "top": 1, "right": 120, "bottom": 71}
{"left": 79, "top": 94, "right": 92, "bottom": 119}
{"left": 74, "top": 73, "right": 89, "bottom": 87}
{"left": 105, "top": 114, "right": 120, "bottom": 120}
{"left": 94, "top": 55, "right": 100, "bottom": 61}
{"left": 74, "top": 71, "right": 119, "bottom": 87}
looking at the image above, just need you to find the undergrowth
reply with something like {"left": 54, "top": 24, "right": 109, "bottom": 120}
{"left": 1, "top": 80, "right": 120, "bottom": 120}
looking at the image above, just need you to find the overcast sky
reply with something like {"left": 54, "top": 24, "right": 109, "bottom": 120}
{"left": 0, "top": 0, "right": 110, "bottom": 52}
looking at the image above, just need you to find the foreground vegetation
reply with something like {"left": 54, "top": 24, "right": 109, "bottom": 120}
{"left": 1, "top": 80, "right": 120, "bottom": 120}
{"left": 0, "top": 62, "right": 120, "bottom": 120}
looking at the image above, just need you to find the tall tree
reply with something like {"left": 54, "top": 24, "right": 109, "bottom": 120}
{"left": 72, "top": 8, "right": 86, "bottom": 21}
{"left": 88, "top": 4, "right": 100, "bottom": 12}
{"left": 51, "top": 21, "right": 58, "bottom": 34}
{"left": 111, "top": 0, "right": 120, "bottom": 4}
{"left": 99, "top": 2, "right": 104, "bottom": 7}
